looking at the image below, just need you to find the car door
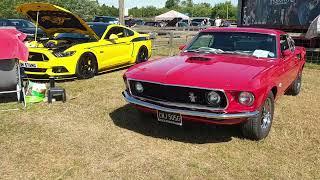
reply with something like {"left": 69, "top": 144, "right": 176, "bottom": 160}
{"left": 287, "top": 36, "right": 301, "bottom": 82}
{"left": 279, "top": 35, "right": 296, "bottom": 92}
{"left": 99, "top": 26, "right": 133, "bottom": 68}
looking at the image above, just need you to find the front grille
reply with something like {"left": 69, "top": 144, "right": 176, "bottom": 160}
{"left": 28, "top": 52, "right": 49, "bottom": 61}
{"left": 23, "top": 68, "right": 47, "bottom": 73}
{"left": 129, "top": 80, "right": 228, "bottom": 109}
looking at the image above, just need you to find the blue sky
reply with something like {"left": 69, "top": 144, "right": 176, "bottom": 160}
{"left": 98, "top": 0, "right": 238, "bottom": 8}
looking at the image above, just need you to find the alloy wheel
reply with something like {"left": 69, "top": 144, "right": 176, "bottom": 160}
{"left": 261, "top": 98, "right": 272, "bottom": 130}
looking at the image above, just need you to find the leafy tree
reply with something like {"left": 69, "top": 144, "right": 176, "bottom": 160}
{"left": 191, "top": 3, "right": 212, "bottom": 17}
{"left": 165, "top": 0, "right": 180, "bottom": 9}
{"left": 0, "top": 0, "right": 106, "bottom": 20}
{"left": 127, "top": 1, "right": 237, "bottom": 19}
{"left": 211, "top": 1, "right": 237, "bottom": 19}
{"left": 98, "top": 4, "right": 118, "bottom": 17}
{"left": 0, "top": 0, "right": 238, "bottom": 21}
{"left": 181, "top": 0, "right": 193, "bottom": 7}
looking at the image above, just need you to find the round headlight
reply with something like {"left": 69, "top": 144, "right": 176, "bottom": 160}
{"left": 238, "top": 92, "right": 255, "bottom": 106}
{"left": 207, "top": 91, "right": 221, "bottom": 105}
{"left": 135, "top": 82, "right": 144, "bottom": 93}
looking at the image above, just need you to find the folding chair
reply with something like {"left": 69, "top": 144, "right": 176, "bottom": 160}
{"left": 0, "top": 27, "right": 29, "bottom": 110}
{"left": 0, "top": 59, "right": 26, "bottom": 110}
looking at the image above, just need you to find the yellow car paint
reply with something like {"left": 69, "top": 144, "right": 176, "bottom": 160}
{"left": 18, "top": 3, "right": 152, "bottom": 78}
{"left": 17, "top": 3, "right": 99, "bottom": 39}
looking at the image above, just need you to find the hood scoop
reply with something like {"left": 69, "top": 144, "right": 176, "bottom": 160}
{"left": 187, "top": 56, "right": 213, "bottom": 61}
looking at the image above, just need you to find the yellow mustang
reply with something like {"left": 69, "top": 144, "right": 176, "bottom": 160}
{"left": 17, "top": 3, "right": 152, "bottom": 79}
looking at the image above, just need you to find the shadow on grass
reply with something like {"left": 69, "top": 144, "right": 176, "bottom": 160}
{"left": 23, "top": 65, "right": 131, "bottom": 83}
{"left": 110, "top": 105, "right": 242, "bottom": 144}
{"left": 0, "top": 94, "right": 21, "bottom": 110}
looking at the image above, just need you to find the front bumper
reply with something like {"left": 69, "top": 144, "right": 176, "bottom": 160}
{"left": 21, "top": 51, "right": 78, "bottom": 77}
{"left": 122, "top": 91, "right": 259, "bottom": 120}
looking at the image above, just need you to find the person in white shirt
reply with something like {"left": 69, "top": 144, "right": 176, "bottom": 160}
{"left": 215, "top": 17, "right": 222, "bottom": 27}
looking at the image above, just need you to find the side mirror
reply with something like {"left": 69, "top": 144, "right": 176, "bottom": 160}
{"left": 282, "top": 49, "right": 292, "bottom": 57}
{"left": 109, "top": 34, "right": 119, "bottom": 40}
{"left": 179, "top": 45, "right": 186, "bottom": 50}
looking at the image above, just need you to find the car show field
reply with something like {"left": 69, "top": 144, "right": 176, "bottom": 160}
{"left": 1, "top": 0, "right": 320, "bottom": 179}
{"left": 0, "top": 65, "right": 319, "bottom": 179}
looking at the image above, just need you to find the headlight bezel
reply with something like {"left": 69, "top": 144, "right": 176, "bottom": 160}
{"left": 206, "top": 91, "right": 222, "bottom": 106}
{"left": 135, "top": 82, "right": 144, "bottom": 93}
{"left": 53, "top": 51, "right": 76, "bottom": 58}
{"left": 238, "top": 91, "right": 255, "bottom": 106}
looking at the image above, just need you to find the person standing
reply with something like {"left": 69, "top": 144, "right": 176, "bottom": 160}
{"left": 215, "top": 16, "right": 222, "bottom": 27}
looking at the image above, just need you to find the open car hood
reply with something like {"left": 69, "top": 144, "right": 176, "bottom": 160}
{"left": 16, "top": 3, "right": 99, "bottom": 40}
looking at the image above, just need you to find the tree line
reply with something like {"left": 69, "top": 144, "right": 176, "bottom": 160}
{"left": 130, "top": 0, "right": 237, "bottom": 20}
{"left": 0, "top": 0, "right": 237, "bottom": 21}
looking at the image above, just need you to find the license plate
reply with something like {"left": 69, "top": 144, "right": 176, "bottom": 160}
{"left": 20, "top": 62, "right": 37, "bottom": 68}
{"left": 157, "top": 110, "right": 182, "bottom": 126}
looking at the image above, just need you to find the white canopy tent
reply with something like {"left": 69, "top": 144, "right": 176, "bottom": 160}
{"left": 306, "top": 14, "right": 320, "bottom": 39}
{"left": 155, "top": 10, "right": 190, "bottom": 21}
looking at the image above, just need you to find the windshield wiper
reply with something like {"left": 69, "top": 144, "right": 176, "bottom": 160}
{"left": 185, "top": 47, "right": 224, "bottom": 54}
{"left": 220, "top": 51, "right": 253, "bottom": 57}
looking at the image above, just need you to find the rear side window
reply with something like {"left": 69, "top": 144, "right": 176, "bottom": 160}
{"left": 105, "top": 27, "right": 135, "bottom": 39}
{"left": 124, "top": 28, "right": 134, "bottom": 37}
{"left": 105, "top": 27, "right": 125, "bottom": 39}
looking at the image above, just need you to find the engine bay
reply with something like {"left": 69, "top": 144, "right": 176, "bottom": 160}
{"left": 25, "top": 34, "right": 95, "bottom": 53}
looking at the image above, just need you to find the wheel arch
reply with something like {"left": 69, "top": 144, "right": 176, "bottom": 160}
{"left": 135, "top": 45, "right": 149, "bottom": 63}
{"left": 271, "top": 86, "right": 278, "bottom": 99}
{"left": 138, "top": 45, "right": 148, "bottom": 54}
{"left": 257, "top": 85, "right": 278, "bottom": 109}
{"left": 78, "top": 51, "right": 99, "bottom": 69}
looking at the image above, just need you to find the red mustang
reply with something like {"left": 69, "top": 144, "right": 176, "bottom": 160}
{"left": 122, "top": 28, "right": 306, "bottom": 140}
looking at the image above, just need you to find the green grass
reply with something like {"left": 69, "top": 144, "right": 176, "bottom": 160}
{"left": 0, "top": 63, "right": 320, "bottom": 179}
{"left": 305, "top": 63, "right": 320, "bottom": 70}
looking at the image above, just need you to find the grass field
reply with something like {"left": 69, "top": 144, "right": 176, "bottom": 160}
{"left": 0, "top": 64, "right": 320, "bottom": 179}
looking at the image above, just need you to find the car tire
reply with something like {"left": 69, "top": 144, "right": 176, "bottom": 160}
{"left": 76, "top": 53, "right": 97, "bottom": 79}
{"left": 136, "top": 46, "right": 149, "bottom": 64}
{"left": 241, "top": 92, "right": 275, "bottom": 140}
{"left": 287, "top": 72, "right": 302, "bottom": 96}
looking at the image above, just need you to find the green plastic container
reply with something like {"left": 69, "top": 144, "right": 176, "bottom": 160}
{"left": 25, "top": 96, "right": 44, "bottom": 103}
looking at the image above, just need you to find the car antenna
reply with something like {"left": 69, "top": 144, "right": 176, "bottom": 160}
{"left": 34, "top": 11, "right": 39, "bottom": 42}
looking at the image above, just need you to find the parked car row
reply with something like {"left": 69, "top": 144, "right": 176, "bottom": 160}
{"left": 0, "top": 18, "right": 46, "bottom": 39}
{"left": 93, "top": 16, "right": 119, "bottom": 24}
{"left": 3, "top": 2, "right": 306, "bottom": 141}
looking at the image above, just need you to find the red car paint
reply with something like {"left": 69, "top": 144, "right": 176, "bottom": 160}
{"left": 123, "top": 28, "right": 306, "bottom": 124}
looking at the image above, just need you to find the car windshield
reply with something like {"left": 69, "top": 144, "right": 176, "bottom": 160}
{"left": 55, "top": 23, "right": 109, "bottom": 40}
{"left": 186, "top": 32, "right": 277, "bottom": 58}
{"left": 88, "top": 23, "right": 109, "bottom": 38}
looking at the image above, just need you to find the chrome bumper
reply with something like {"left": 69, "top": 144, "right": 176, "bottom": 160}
{"left": 122, "top": 91, "right": 260, "bottom": 120}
